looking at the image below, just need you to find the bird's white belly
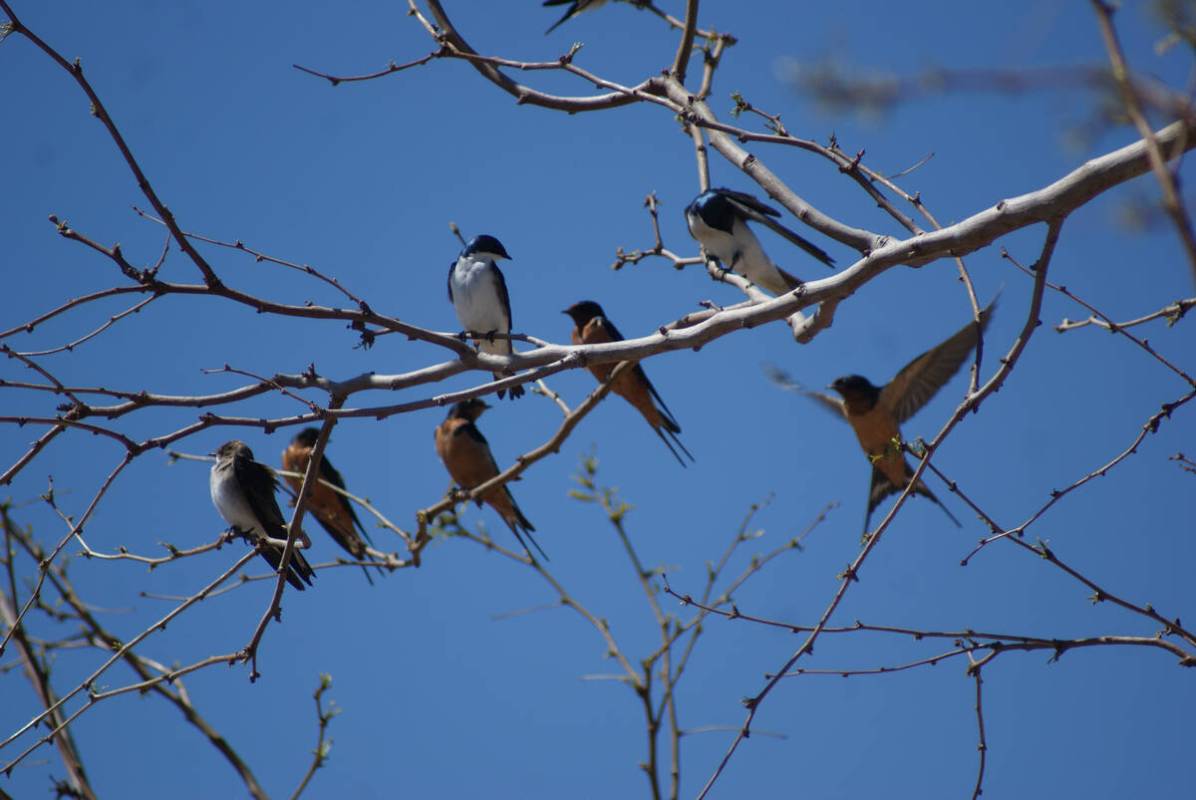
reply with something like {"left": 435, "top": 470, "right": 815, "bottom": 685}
{"left": 688, "top": 214, "right": 778, "bottom": 288}
{"left": 451, "top": 260, "right": 506, "bottom": 332}
{"left": 210, "top": 467, "right": 262, "bottom": 536}
{"left": 451, "top": 258, "right": 510, "bottom": 357}
{"left": 726, "top": 218, "right": 776, "bottom": 285}
{"left": 687, "top": 213, "right": 736, "bottom": 265}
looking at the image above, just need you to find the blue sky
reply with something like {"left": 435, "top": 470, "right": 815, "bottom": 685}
{"left": 2, "top": 1, "right": 1194, "bottom": 798}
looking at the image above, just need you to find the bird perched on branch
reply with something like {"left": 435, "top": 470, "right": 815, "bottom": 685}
{"left": 210, "top": 440, "right": 315, "bottom": 591}
{"left": 434, "top": 399, "right": 547, "bottom": 560}
{"left": 768, "top": 299, "right": 997, "bottom": 537}
{"left": 282, "top": 428, "right": 383, "bottom": 584}
{"left": 448, "top": 234, "right": 524, "bottom": 400}
{"left": 685, "top": 187, "right": 835, "bottom": 295}
{"left": 563, "top": 300, "right": 693, "bottom": 466}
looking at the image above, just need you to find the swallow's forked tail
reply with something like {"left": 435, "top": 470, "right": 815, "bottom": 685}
{"left": 257, "top": 541, "right": 316, "bottom": 591}
{"left": 862, "top": 466, "right": 961, "bottom": 537}
{"left": 504, "top": 489, "right": 550, "bottom": 562}
{"left": 652, "top": 423, "right": 694, "bottom": 468}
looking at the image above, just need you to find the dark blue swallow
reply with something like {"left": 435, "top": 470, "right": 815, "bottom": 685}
{"left": 685, "top": 188, "right": 834, "bottom": 295}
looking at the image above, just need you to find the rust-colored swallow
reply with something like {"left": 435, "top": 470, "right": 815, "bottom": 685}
{"left": 434, "top": 399, "right": 547, "bottom": 560}
{"left": 282, "top": 428, "right": 383, "bottom": 584}
{"left": 563, "top": 300, "right": 693, "bottom": 466}
{"left": 769, "top": 299, "right": 996, "bottom": 536}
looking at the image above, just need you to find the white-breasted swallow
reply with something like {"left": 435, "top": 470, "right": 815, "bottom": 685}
{"left": 282, "top": 428, "right": 383, "bottom": 584}
{"left": 448, "top": 234, "right": 524, "bottom": 400}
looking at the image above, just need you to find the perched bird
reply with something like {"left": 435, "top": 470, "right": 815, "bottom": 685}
{"left": 685, "top": 187, "right": 835, "bottom": 295}
{"left": 210, "top": 440, "right": 315, "bottom": 591}
{"left": 448, "top": 234, "right": 524, "bottom": 400}
{"left": 281, "top": 428, "right": 383, "bottom": 584}
{"left": 769, "top": 299, "right": 996, "bottom": 536}
{"left": 542, "top": 0, "right": 608, "bottom": 34}
{"left": 434, "top": 399, "right": 547, "bottom": 560}
{"left": 563, "top": 300, "right": 693, "bottom": 466}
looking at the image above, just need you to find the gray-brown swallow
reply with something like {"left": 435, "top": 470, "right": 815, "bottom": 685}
{"left": 210, "top": 440, "right": 315, "bottom": 590}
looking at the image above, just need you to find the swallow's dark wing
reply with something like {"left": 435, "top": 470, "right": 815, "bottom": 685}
{"left": 492, "top": 264, "right": 513, "bottom": 334}
{"left": 234, "top": 455, "right": 314, "bottom": 589}
{"left": 713, "top": 187, "right": 781, "bottom": 218}
{"left": 543, "top": 0, "right": 586, "bottom": 34}
{"left": 599, "top": 317, "right": 687, "bottom": 440}
{"left": 754, "top": 215, "right": 836, "bottom": 269}
{"left": 457, "top": 423, "right": 500, "bottom": 473}
{"left": 319, "top": 455, "right": 371, "bottom": 543}
{"left": 234, "top": 455, "right": 287, "bottom": 535}
{"left": 447, "top": 261, "right": 455, "bottom": 303}
{"left": 717, "top": 189, "right": 835, "bottom": 268}
{"left": 880, "top": 298, "right": 997, "bottom": 425}
{"left": 763, "top": 364, "right": 846, "bottom": 420}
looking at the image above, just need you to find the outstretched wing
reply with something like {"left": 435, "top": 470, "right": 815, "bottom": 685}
{"left": 880, "top": 298, "right": 997, "bottom": 425}
{"left": 763, "top": 363, "right": 846, "bottom": 420}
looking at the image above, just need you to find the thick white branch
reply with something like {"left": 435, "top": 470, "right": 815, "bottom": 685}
{"left": 273, "top": 119, "right": 1196, "bottom": 400}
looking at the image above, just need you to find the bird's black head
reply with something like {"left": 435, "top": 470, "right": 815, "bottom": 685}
{"left": 448, "top": 397, "right": 491, "bottom": 422}
{"left": 215, "top": 440, "right": 253, "bottom": 461}
{"left": 462, "top": 234, "right": 511, "bottom": 260}
{"left": 293, "top": 427, "right": 321, "bottom": 448}
{"left": 563, "top": 300, "right": 605, "bottom": 328}
{"left": 685, "top": 189, "right": 719, "bottom": 215}
{"left": 830, "top": 375, "right": 880, "bottom": 406}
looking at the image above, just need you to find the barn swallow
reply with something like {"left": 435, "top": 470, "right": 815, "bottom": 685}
{"left": 563, "top": 300, "right": 693, "bottom": 466}
{"left": 685, "top": 188, "right": 835, "bottom": 295}
{"left": 448, "top": 234, "right": 524, "bottom": 400}
{"left": 434, "top": 399, "right": 547, "bottom": 560}
{"left": 543, "top": 0, "right": 608, "bottom": 33}
{"left": 210, "top": 440, "right": 315, "bottom": 591}
{"left": 282, "top": 428, "right": 383, "bottom": 584}
{"left": 769, "top": 299, "right": 996, "bottom": 536}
